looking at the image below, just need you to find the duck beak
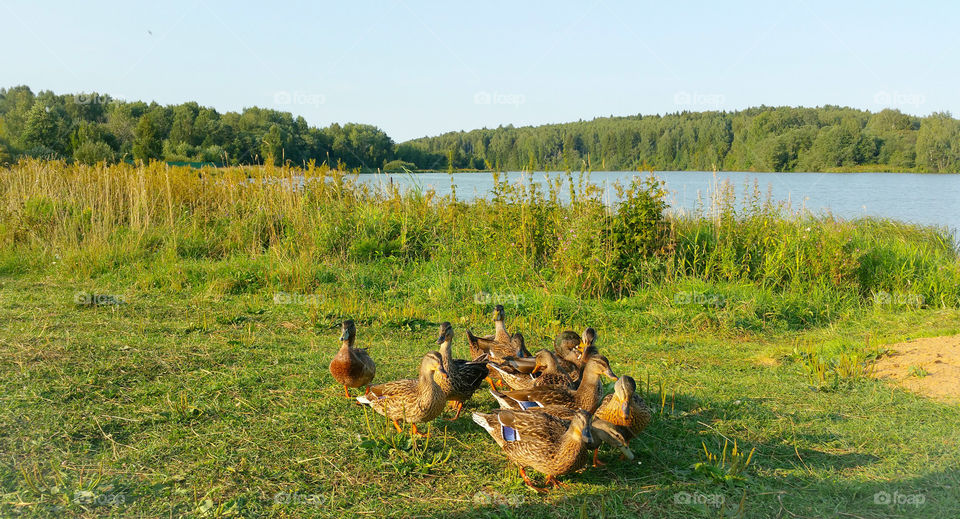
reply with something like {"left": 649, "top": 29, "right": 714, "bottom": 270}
{"left": 340, "top": 332, "right": 349, "bottom": 341}
{"left": 621, "top": 401, "right": 630, "bottom": 421}
{"left": 581, "top": 427, "right": 593, "bottom": 445}
{"left": 531, "top": 364, "right": 542, "bottom": 375}
{"left": 604, "top": 369, "right": 617, "bottom": 382}
{"left": 435, "top": 335, "right": 444, "bottom": 345}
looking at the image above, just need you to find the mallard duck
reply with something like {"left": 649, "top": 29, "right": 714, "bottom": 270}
{"left": 467, "top": 305, "right": 531, "bottom": 360}
{"left": 528, "top": 404, "right": 636, "bottom": 466}
{"left": 328, "top": 320, "right": 376, "bottom": 397}
{"left": 488, "top": 350, "right": 573, "bottom": 391}
{"left": 475, "top": 332, "right": 532, "bottom": 391}
{"left": 554, "top": 331, "right": 585, "bottom": 384}
{"left": 356, "top": 351, "right": 448, "bottom": 436}
{"left": 581, "top": 327, "right": 598, "bottom": 350}
{"left": 489, "top": 355, "right": 617, "bottom": 413}
{"left": 592, "top": 375, "right": 651, "bottom": 461}
{"left": 472, "top": 409, "right": 593, "bottom": 492}
{"left": 435, "top": 322, "right": 488, "bottom": 420}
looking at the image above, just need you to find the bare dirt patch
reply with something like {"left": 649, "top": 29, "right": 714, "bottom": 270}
{"left": 873, "top": 334, "right": 960, "bottom": 402}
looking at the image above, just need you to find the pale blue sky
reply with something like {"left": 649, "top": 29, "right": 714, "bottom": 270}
{"left": 1, "top": 0, "right": 956, "bottom": 141}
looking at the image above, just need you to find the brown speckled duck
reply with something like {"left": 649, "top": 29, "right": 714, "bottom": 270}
{"left": 527, "top": 404, "right": 636, "bottom": 466}
{"left": 472, "top": 408, "right": 594, "bottom": 492}
{"left": 592, "top": 375, "right": 651, "bottom": 461}
{"left": 489, "top": 355, "right": 617, "bottom": 413}
{"left": 328, "top": 320, "right": 376, "bottom": 397}
{"left": 435, "top": 322, "right": 489, "bottom": 420}
{"left": 488, "top": 350, "right": 574, "bottom": 391}
{"left": 467, "top": 305, "right": 531, "bottom": 360}
{"left": 356, "top": 352, "right": 448, "bottom": 436}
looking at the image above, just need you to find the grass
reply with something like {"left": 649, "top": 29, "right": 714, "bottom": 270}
{"left": 1, "top": 160, "right": 959, "bottom": 517}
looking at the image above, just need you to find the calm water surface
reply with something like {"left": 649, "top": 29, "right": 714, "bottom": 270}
{"left": 353, "top": 171, "right": 960, "bottom": 237}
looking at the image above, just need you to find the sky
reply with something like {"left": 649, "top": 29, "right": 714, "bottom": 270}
{"left": 1, "top": 0, "right": 956, "bottom": 142}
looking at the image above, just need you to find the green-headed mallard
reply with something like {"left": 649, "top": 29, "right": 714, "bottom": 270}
{"left": 488, "top": 350, "right": 573, "bottom": 391}
{"left": 472, "top": 409, "right": 593, "bottom": 492}
{"left": 328, "top": 320, "right": 376, "bottom": 397}
{"left": 356, "top": 351, "right": 448, "bottom": 436}
{"left": 435, "top": 322, "right": 488, "bottom": 420}
{"left": 489, "top": 355, "right": 617, "bottom": 413}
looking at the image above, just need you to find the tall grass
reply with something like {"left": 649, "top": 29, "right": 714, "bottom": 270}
{"left": 1, "top": 159, "right": 957, "bottom": 325}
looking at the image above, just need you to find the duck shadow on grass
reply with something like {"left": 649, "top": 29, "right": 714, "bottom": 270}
{"left": 420, "top": 389, "right": 960, "bottom": 518}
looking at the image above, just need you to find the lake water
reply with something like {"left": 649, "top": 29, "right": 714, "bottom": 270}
{"left": 354, "top": 171, "right": 960, "bottom": 237}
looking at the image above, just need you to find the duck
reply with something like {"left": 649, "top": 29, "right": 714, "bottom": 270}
{"left": 489, "top": 354, "right": 617, "bottom": 414}
{"left": 328, "top": 320, "right": 376, "bottom": 397}
{"left": 592, "top": 375, "right": 651, "bottom": 461}
{"left": 525, "top": 404, "right": 636, "bottom": 466}
{"left": 471, "top": 409, "right": 593, "bottom": 492}
{"left": 581, "top": 327, "right": 598, "bottom": 351}
{"left": 487, "top": 350, "right": 573, "bottom": 391}
{"left": 356, "top": 351, "right": 448, "bottom": 436}
{"left": 467, "top": 305, "right": 531, "bottom": 360}
{"left": 554, "top": 330, "right": 586, "bottom": 384}
{"left": 434, "top": 322, "right": 488, "bottom": 420}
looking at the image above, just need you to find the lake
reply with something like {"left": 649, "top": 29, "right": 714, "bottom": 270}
{"left": 353, "top": 170, "right": 960, "bottom": 237}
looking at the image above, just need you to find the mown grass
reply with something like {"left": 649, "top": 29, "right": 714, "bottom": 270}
{"left": 1, "top": 160, "right": 959, "bottom": 517}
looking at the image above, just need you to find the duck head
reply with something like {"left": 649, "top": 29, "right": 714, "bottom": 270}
{"left": 435, "top": 321, "right": 454, "bottom": 345}
{"left": 567, "top": 410, "right": 594, "bottom": 445}
{"left": 340, "top": 320, "right": 356, "bottom": 344}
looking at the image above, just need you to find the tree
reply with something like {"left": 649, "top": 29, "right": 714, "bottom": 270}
{"left": 916, "top": 113, "right": 960, "bottom": 173}
{"left": 20, "top": 102, "right": 68, "bottom": 156}
{"left": 132, "top": 115, "right": 161, "bottom": 161}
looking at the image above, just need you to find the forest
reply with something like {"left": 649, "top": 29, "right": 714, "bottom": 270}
{"left": 2, "top": 85, "right": 959, "bottom": 172}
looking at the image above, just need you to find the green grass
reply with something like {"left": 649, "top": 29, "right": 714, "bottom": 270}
{"left": 1, "top": 160, "right": 959, "bottom": 517}
{"left": 2, "top": 273, "right": 959, "bottom": 518}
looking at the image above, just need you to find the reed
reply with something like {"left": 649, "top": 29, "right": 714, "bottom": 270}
{"left": 1, "top": 159, "right": 957, "bottom": 327}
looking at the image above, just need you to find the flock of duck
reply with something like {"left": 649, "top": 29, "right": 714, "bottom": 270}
{"left": 329, "top": 305, "right": 651, "bottom": 492}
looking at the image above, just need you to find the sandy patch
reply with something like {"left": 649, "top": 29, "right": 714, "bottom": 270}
{"left": 873, "top": 334, "right": 960, "bottom": 402}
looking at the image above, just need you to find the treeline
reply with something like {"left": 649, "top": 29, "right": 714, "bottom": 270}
{"left": 0, "top": 86, "right": 397, "bottom": 169}
{"left": 2, "top": 85, "right": 959, "bottom": 172}
{"left": 404, "top": 106, "right": 960, "bottom": 173}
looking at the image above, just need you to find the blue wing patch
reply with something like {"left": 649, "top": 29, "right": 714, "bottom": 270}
{"left": 518, "top": 400, "right": 541, "bottom": 410}
{"left": 501, "top": 425, "right": 518, "bottom": 442}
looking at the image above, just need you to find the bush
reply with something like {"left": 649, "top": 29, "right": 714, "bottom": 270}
{"left": 73, "top": 140, "right": 115, "bottom": 165}
{"left": 383, "top": 159, "right": 417, "bottom": 172}
{"left": 608, "top": 175, "right": 669, "bottom": 292}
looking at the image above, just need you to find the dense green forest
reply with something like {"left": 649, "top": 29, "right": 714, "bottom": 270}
{"left": 2, "top": 85, "right": 959, "bottom": 172}
{"left": 405, "top": 107, "right": 960, "bottom": 173}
